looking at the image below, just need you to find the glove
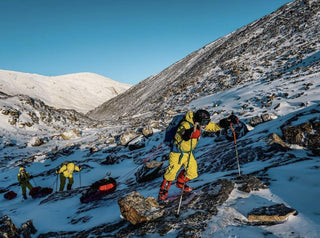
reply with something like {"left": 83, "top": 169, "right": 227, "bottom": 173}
{"left": 190, "top": 129, "right": 201, "bottom": 139}
{"left": 181, "top": 128, "right": 193, "bottom": 140}
{"left": 55, "top": 170, "right": 59, "bottom": 174}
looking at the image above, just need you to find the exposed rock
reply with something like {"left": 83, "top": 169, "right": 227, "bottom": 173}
{"left": 135, "top": 161, "right": 164, "bottom": 183}
{"left": 261, "top": 113, "right": 277, "bottom": 122}
{"left": 128, "top": 135, "right": 146, "bottom": 151}
{"left": 0, "top": 215, "right": 19, "bottom": 238}
{"left": 282, "top": 118, "right": 320, "bottom": 150}
{"left": 249, "top": 116, "right": 263, "bottom": 126}
{"left": 0, "top": 187, "right": 9, "bottom": 193}
{"left": 0, "top": 215, "right": 37, "bottom": 238}
{"left": 235, "top": 175, "right": 267, "bottom": 193}
{"left": 119, "top": 131, "right": 141, "bottom": 146}
{"left": 20, "top": 220, "right": 37, "bottom": 238}
{"left": 249, "top": 114, "right": 276, "bottom": 127}
{"left": 61, "top": 129, "right": 81, "bottom": 140}
{"left": 142, "top": 126, "right": 153, "bottom": 138}
{"left": 267, "top": 133, "right": 289, "bottom": 152}
{"left": 28, "top": 137, "right": 44, "bottom": 147}
{"left": 248, "top": 203, "right": 297, "bottom": 225}
{"left": 118, "top": 191, "right": 164, "bottom": 225}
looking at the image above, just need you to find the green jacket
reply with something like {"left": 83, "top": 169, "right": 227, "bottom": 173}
{"left": 18, "top": 171, "right": 31, "bottom": 184}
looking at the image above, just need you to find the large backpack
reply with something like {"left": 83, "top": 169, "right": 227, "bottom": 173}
{"left": 164, "top": 114, "right": 192, "bottom": 149}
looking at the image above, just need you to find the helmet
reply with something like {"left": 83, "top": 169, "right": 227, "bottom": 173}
{"left": 19, "top": 167, "right": 25, "bottom": 173}
{"left": 194, "top": 110, "right": 210, "bottom": 126}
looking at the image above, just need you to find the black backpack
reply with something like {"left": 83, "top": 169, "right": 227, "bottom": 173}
{"left": 164, "top": 114, "right": 193, "bottom": 149}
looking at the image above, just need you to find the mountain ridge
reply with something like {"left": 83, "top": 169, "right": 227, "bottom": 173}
{"left": 0, "top": 69, "right": 131, "bottom": 114}
{"left": 88, "top": 0, "right": 319, "bottom": 122}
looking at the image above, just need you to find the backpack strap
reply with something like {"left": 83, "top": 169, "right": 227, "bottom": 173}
{"left": 172, "top": 120, "right": 194, "bottom": 154}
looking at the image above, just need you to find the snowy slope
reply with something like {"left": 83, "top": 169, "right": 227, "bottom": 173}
{"left": 0, "top": 69, "right": 131, "bottom": 114}
{"left": 0, "top": 68, "right": 319, "bottom": 237}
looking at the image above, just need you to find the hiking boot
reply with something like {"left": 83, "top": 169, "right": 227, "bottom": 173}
{"left": 23, "top": 194, "right": 27, "bottom": 200}
{"left": 175, "top": 170, "right": 192, "bottom": 192}
{"left": 158, "top": 179, "right": 172, "bottom": 200}
{"left": 175, "top": 181, "right": 192, "bottom": 192}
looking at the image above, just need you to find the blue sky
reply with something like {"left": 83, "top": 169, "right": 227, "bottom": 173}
{"left": 0, "top": 0, "right": 293, "bottom": 85}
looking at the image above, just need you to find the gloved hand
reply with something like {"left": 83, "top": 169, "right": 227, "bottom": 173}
{"left": 55, "top": 170, "right": 59, "bottom": 174}
{"left": 181, "top": 127, "right": 193, "bottom": 140}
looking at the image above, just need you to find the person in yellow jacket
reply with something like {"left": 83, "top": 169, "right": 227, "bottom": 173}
{"left": 17, "top": 167, "right": 33, "bottom": 199}
{"left": 56, "top": 162, "right": 81, "bottom": 191}
{"left": 158, "top": 109, "right": 239, "bottom": 200}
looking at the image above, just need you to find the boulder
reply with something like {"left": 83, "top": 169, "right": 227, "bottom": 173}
{"left": 267, "top": 133, "right": 289, "bottom": 152}
{"left": 28, "top": 137, "right": 44, "bottom": 147}
{"left": 142, "top": 126, "right": 153, "bottom": 138}
{"left": 249, "top": 116, "right": 263, "bottom": 126}
{"left": 119, "top": 131, "right": 141, "bottom": 146}
{"left": 61, "top": 129, "right": 81, "bottom": 140}
{"left": 282, "top": 119, "right": 320, "bottom": 150}
{"left": 20, "top": 220, "right": 37, "bottom": 238}
{"left": 135, "top": 161, "right": 164, "bottom": 183}
{"left": 0, "top": 215, "right": 19, "bottom": 238}
{"left": 0, "top": 215, "right": 37, "bottom": 238}
{"left": 248, "top": 203, "right": 297, "bottom": 224}
{"left": 128, "top": 135, "right": 146, "bottom": 151}
{"left": 118, "top": 191, "right": 164, "bottom": 225}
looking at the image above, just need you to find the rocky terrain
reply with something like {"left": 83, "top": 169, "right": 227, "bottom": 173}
{"left": 88, "top": 0, "right": 320, "bottom": 123}
{"left": 0, "top": 0, "right": 320, "bottom": 237}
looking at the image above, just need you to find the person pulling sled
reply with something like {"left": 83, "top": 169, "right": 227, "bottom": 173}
{"left": 17, "top": 167, "right": 33, "bottom": 199}
{"left": 159, "top": 109, "right": 239, "bottom": 200}
{"left": 56, "top": 161, "right": 81, "bottom": 191}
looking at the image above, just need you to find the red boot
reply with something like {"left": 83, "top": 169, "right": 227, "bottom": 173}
{"left": 158, "top": 179, "right": 172, "bottom": 200}
{"left": 175, "top": 170, "right": 192, "bottom": 192}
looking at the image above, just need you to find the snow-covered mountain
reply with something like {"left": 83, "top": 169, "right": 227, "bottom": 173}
{"left": 1, "top": 0, "right": 320, "bottom": 237}
{"left": 88, "top": 0, "right": 320, "bottom": 122}
{"left": 0, "top": 70, "right": 131, "bottom": 114}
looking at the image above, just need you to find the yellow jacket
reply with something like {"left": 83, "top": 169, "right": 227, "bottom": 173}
{"left": 173, "top": 111, "right": 221, "bottom": 152}
{"left": 58, "top": 163, "right": 80, "bottom": 178}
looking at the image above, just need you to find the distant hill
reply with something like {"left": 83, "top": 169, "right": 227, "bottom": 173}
{"left": 0, "top": 70, "right": 131, "bottom": 114}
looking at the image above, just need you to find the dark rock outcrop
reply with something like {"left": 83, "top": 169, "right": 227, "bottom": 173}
{"left": 248, "top": 203, "right": 297, "bottom": 225}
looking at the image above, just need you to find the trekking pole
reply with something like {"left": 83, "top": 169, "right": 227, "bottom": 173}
{"left": 79, "top": 170, "right": 82, "bottom": 188}
{"left": 176, "top": 178, "right": 186, "bottom": 218}
{"left": 230, "top": 123, "right": 241, "bottom": 176}
{"left": 176, "top": 144, "right": 192, "bottom": 217}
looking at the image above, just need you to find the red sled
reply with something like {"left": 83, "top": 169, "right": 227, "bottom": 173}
{"left": 4, "top": 191, "right": 17, "bottom": 200}
{"left": 29, "top": 186, "right": 53, "bottom": 198}
{"left": 80, "top": 178, "right": 117, "bottom": 203}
